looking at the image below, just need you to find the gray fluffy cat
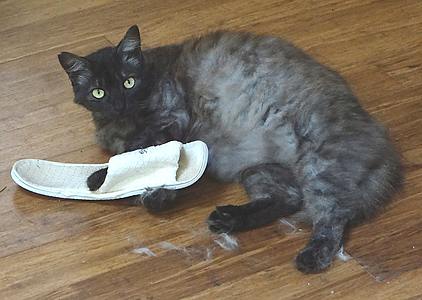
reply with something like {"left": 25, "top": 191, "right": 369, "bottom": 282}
{"left": 58, "top": 25, "right": 402, "bottom": 273}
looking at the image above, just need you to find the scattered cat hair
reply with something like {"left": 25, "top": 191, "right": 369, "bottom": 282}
{"left": 206, "top": 247, "right": 214, "bottom": 261}
{"left": 158, "top": 241, "right": 213, "bottom": 262}
{"left": 336, "top": 246, "right": 352, "bottom": 262}
{"left": 279, "top": 218, "right": 298, "bottom": 235}
{"left": 213, "top": 233, "right": 240, "bottom": 251}
{"left": 158, "top": 241, "right": 189, "bottom": 253}
{"left": 133, "top": 247, "right": 157, "bottom": 257}
{"left": 59, "top": 25, "right": 403, "bottom": 274}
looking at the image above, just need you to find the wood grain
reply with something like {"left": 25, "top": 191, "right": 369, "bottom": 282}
{"left": 1, "top": 0, "right": 421, "bottom": 299}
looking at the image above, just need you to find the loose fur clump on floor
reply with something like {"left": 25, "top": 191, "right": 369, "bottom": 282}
{"left": 133, "top": 234, "right": 239, "bottom": 262}
{"left": 213, "top": 233, "right": 240, "bottom": 251}
{"left": 279, "top": 218, "right": 299, "bottom": 235}
{"left": 133, "top": 247, "right": 157, "bottom": 257}
{"left": 335, "top": 246, "right": 351, "bottom": 262}
{"left": 159, "top": 241, "right": 211, "bottom": 262}
{"left": 59, "top": 25, "right": 403, "bottom": 273}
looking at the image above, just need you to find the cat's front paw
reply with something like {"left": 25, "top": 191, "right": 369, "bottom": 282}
{"left": 294, "top": 245, "right": 333, "bottom": 274}
{"left": 87, "top": 168, "right": 108, "bottom": 191}
{"left": 136, "top": 188, "right": 177, "bottom": 212}
{"left": 206, "top": 205, "right": 242, "bottom": 234}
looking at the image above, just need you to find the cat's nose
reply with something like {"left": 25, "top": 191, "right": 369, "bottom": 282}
{"left": 113, "top": 99, "right": 127, "bottom": 112}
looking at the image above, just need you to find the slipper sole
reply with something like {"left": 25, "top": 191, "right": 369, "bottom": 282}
{"left": 11, "top": 141, "right": 208, "bottom": 200}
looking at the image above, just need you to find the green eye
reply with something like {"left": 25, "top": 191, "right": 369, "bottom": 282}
{"left": 92, "top": 89, "right": 105, "bottom": 99}
{"left": 124, "top": 77, "right": 135, "bottom": 89}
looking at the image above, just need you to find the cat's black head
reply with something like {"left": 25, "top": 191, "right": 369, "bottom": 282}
{"left": 59, "top": 25, "right": 151, "bottom": 118}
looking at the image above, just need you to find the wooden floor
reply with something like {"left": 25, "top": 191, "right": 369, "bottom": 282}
{"left": 1, "top": 0, "right": 421, "bottom": 299}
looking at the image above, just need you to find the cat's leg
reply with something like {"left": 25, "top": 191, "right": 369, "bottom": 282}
{"left": 292, "top": 150, "right": 355, "bottom": 273}
{"left": 87, "top": 167, "right": 177, "bottom": 211}
{"left": 206, "top": 163, "right": 303, "bottom": 233}
{"left": 294, "top": 216, "right": 347, "bottom": 273}
{"left": 125, "top": 109, "right": 191, "bottom": 152}
{"left": 134, "top": 188, "right": 178, "bottom": 212}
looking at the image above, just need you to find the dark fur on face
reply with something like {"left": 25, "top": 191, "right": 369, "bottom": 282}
{"left": 59, "top": 26, "right": 403, "bottom": 274}
{"left": 59, "top": 27, "right": 153, "bottom": 119}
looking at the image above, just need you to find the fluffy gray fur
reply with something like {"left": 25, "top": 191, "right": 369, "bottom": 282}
{"left": 58, "top": 26, "right": 403, "bottom": 273}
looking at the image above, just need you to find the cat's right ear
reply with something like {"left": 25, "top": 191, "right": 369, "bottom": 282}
{"left": 58, "top": 52, "right": 89, "bottom": 74}
{"left": 58, "top": 52, "right": 91, "bottom": 86}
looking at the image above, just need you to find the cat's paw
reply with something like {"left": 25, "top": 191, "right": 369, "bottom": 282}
{"left": 206, "top": 205, "right": 242, "bottom": 234}
{"left": 294, "top": 246, "right": 333, "bottom": 274}
{"left": 136, "top": 188, "right": 177, "bottom": 212}
{"left": 87, "top": 168, "right": 108, "bottom": 191}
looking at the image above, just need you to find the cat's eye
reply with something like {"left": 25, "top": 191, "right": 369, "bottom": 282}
{"left": 92, "top": 89, "right": 105, "bottom": 99}
{"left": 123, "top": 77, "right": 135, "bottom": 89}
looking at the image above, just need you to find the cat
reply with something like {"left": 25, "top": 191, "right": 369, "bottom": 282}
{"left": 58, "top": 25, "right": 403, "bottom": 273}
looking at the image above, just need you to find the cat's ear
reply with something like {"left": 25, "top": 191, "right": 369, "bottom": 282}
{"left": 117, "top": 25, "right": 141, "bottom": 53}
{"left": 58, "top": 52, "right": 89, "bottom": 74}
{"left": 58, "top": 52, "right": 91, "bottom": 85}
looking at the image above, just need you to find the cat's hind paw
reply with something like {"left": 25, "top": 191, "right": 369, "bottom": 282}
{"left": 294, "top": 245, "right": 333, "bottom": 274}
{"left": 206, "top": 205, "right": 242, "bottom": 234}
{"left": 136, "top": 188, "right": 177, "bottom": 212}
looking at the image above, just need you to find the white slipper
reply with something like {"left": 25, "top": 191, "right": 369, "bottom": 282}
{"left": 11, "top": 141, "right": 208, "bottom": 200}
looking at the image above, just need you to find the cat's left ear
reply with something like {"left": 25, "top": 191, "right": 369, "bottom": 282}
{"left": 117, "top": 25, "right": 141, "bottom": 53}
